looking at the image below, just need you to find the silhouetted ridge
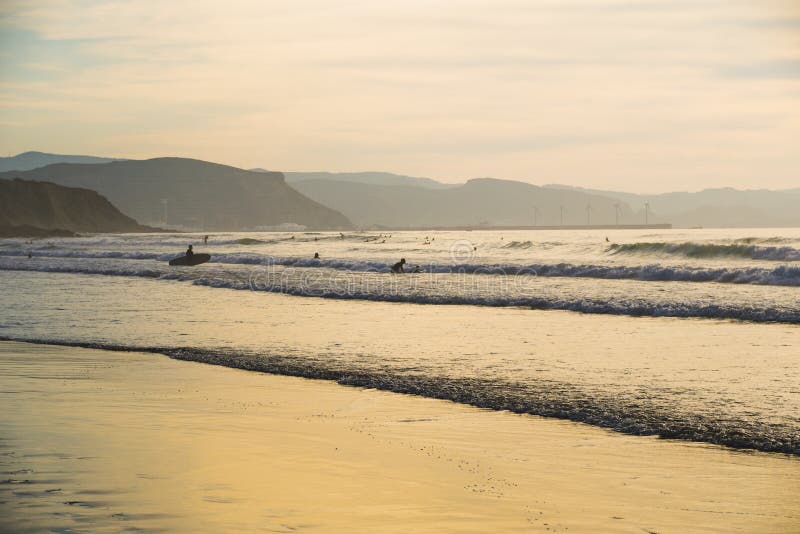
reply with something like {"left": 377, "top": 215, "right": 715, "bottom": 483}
{"left": 0, "top": 178, "right": 155, "bottom": 234}
{"left": 2, "top": 158, "right": 352, "bottom": 231}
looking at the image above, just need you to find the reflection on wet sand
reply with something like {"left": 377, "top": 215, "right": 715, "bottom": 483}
{"left": 1, "top": 341, "right": 798, "bottom": 532}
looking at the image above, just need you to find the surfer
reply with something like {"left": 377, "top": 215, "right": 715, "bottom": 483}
{"left": 204, "top": 235, "right": 209, "bottom": 244}
{"left": 314, "top": 252, "right": 320, "bottom": 259}
{"left": 391, "top": 258, "right": 406, "bottom": 273}
{"left": 186, "top": 244, "right": 194, "bottom": 259}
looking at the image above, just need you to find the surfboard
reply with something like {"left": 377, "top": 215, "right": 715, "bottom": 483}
{"left": 168, "top": 253, "right": 211, "bottom": 266}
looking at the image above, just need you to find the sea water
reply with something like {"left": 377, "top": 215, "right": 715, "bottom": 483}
{"left": 0, "top": 228, "right": 798, "bottom": 453}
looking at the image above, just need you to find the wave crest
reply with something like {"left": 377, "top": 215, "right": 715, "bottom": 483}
{"left": 3, "top": 249, "right": 800, "bottom": 286}
{"left": 2, "top": 261, "right": 798, "bottom": 324}
{"left": 608, "top": 242, "right": 800, "bottom": 261}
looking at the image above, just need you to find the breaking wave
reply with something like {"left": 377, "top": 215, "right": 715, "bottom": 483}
{"left": 608, "top": 242, "right": 800, "bottom": 261}
{"left": 3, "top": 249, "right": 800, "bottom": 286}
{"left": 502, "top": 240, "right": 535, "bottom": 249}
{"left": 733, "top": 237, "right": 793, "bottom": 245}
{"left": 2, "top": 260, "right": 798, "bottom": 324}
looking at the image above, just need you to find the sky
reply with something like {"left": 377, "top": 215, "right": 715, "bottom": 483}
{"left": 0, "top": 0, "right": 798, "bottom": 193}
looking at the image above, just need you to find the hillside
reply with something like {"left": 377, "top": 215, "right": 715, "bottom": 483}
{"left": 0, "top": 179, "right": 155, "bottom": 234}
{"left": 0, "top": 151, "right": 123, "bottom": 172}
{"left": 292, "top": 178, "right": 638, "bottom": 228}
{"left": 2, "top": 158, "right": 352, "bottom": 231}
{"left": 284, "top": 171, "right": 452, "bottom": 190}
{"left": 6, "top": 152, "right": 795, "bottom": 228}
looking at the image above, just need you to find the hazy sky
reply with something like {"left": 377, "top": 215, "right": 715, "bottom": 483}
{"left": 1, "top": 0, "right": 798, "bottom": 192}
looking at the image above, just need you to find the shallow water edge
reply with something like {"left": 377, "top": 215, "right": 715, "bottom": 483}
{"left": 3, "top": 336, "right": 797, "bottom": 456}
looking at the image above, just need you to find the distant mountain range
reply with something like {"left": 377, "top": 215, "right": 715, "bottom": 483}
{"left": 0, "top": 178, "right": 155, "bottom": 236}
{"left": 0, "top": 151, "right": 124, "bottom": 172}
{"left": 291, "top": 177, "right": 636, "bottom": 228}
{"left": 3, "top": 152, "right": 798, "bottom": 228}
{"left": 282, "top": 170, "right": 800, "bottom": 228}
{"left": 1, "top": 158, "right": 351, "bottom": 231}
{"left": 284, "top": 171, "right": 452, "bottom": 190}
{"left": 545, "top": 185, "right": 800, "bottom": 228}
{"left": 287, "top": 171, "right": 800, "bottom": 228}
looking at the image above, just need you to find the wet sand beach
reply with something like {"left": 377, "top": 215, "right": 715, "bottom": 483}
{"left": 1, "top": 341, "right": 798, "bottom": 533}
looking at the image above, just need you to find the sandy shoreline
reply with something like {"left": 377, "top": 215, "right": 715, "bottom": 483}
{"left": 1, "top": 341, "right": 798, "bottom": 533}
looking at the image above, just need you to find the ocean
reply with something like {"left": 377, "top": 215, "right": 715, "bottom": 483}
{"left": 1, "top": 228, "right": 798, "bottom": 454}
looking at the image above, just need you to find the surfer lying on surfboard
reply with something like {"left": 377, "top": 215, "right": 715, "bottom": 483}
{"left": 168, "top": 245, "right": 210, "bottom": 266}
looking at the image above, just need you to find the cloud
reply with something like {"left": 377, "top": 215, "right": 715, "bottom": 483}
{"left": 0, "top": 0, "right": 798, "bottom": 192}
{"left": 719, "top": 59, "right": 800, "bottom": 80}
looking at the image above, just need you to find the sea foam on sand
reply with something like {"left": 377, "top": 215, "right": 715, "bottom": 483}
{"left": 1, "top": 341, "right": 798, "bottom": 533}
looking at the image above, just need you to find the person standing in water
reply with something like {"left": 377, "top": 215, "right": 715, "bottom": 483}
{"left": 391, "top": 258, "right": 406, "bottom": 273}
{"left": 186, "top": 244, "right": 194, "bottom": 259}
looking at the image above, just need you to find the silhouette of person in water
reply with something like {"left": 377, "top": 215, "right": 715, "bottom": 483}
{"left": 391, "top": 258, "right": 406, "bottom": 273}
{"left": 314, "top": 252, "right": 320, "bottom": 259}
{"left": 186, "top": 244, "right": 194, "bottom": 259}
{"left": 204, "top": 235, "right": 209, "bottom": 244}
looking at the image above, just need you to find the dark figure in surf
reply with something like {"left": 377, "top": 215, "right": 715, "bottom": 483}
{"left": 314, "top": 252, "right": 320, "bottom": 259}
{"left": 204, "top": 235, "right": 209, "bottom": 244}
{"left": 391, "top": 258, "right": 406, "bottom": 273}
{"left": 186, "top": 244, "right": 194, "bottom": 259}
